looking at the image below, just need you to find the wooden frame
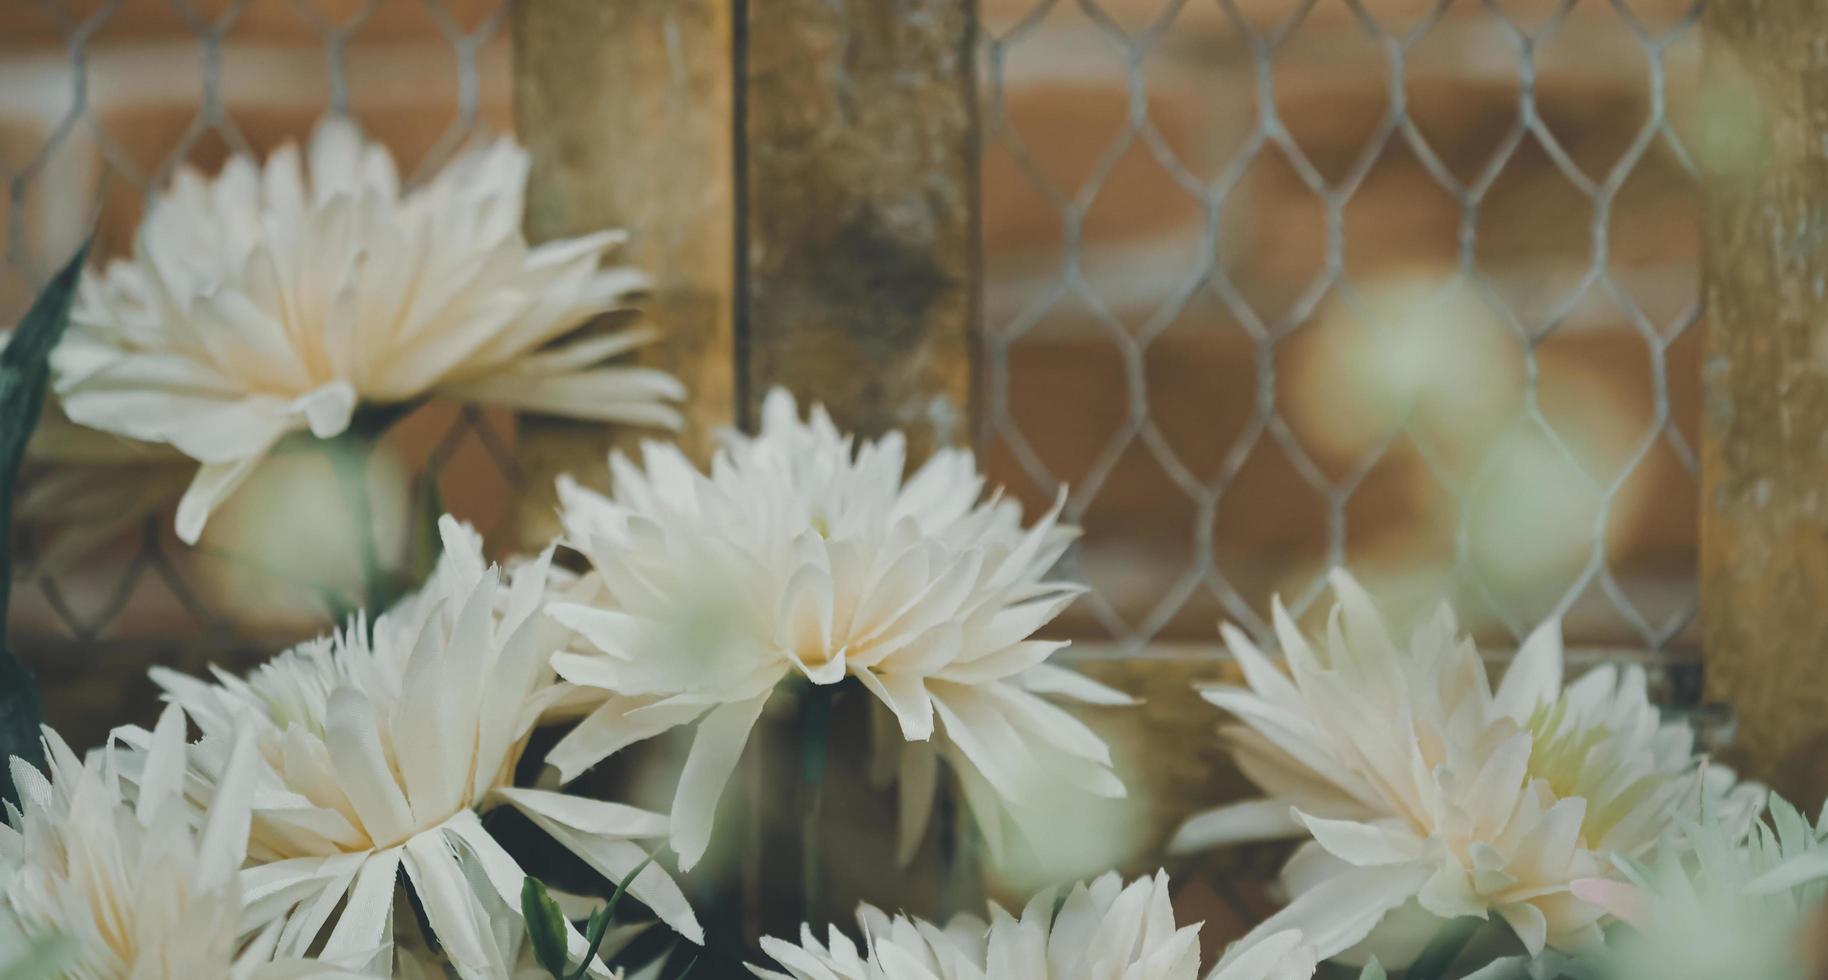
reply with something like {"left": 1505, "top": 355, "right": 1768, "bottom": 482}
{"left": 510, "top": 0, "right": 739, "bottom": 547}
{"left": 511, "top": 0, "right": 978, "bottom": 466}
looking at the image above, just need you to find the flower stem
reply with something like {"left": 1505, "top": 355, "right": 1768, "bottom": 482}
{"left": 799, "top": 683, "right": 835, "bottom": 919}
{"left": 1406, "top": 916, "right": 1484, "bottom": 980}
{"left": 938, "top": 780, "right": 982, "bottom": 916}
{"left": 328, "top": 430, "right": 388, "bottom": 620}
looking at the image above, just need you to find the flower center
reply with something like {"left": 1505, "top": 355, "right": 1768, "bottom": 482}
{"left": 1524, "top": 696, "right": 1654, "bottom": 846}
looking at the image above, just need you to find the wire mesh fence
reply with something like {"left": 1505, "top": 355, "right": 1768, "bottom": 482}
{"left": 2, "top": 0, "right": 1708, "bottom": 687}
{"left": 977, "top": 0, "right": 1707, "bottom": 660}
{"left": 1, "top": 0, "right": 522, "bottom": 676}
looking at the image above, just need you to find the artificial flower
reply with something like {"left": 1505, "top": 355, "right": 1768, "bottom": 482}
{"left": 543, "top": 388, "right": 1128, "bottom": 870}
{"left": 1169, "top": 571, "right": 1757, "bottom": 964}
{"left": 0, "top": 709, "right": 359, "bottom": 979}
{"left": 751, "top": 870, "right": 1310, "bottom": 980}
{"left": 55, "top": 115, "right": 684, "bottom": 544}
{"left": 134, "top": 516, "right": 701, "bottom": 979}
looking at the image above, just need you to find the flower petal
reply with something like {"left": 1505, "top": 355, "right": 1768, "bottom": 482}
{"left": 671, "top": 692, "right": 771, "bottom": 871}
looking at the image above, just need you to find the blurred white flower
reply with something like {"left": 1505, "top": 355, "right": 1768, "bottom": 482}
{"left": 751, "top": 870, "right": 1301, "bottom": 980}
{"left": 0, "top": 710, "right": 357, "bottom": 980}
{"left": 1169, "top": 571, "right": 1756, "bottom": 964}
{"left": 55, "top": 115, "right": 684, "bottom": 544}
{"left": 1574, "top": 792, "right": 1828, "bottom": 980}
{"left": 136, "top": 517, "right": 701, "bottom": 979}
{"left": 545, "top": 389, "right": 1128, "bottom": 870}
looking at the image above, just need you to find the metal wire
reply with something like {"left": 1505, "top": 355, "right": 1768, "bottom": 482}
{"left": 978, "top": 0, "right": 1704, "bottom": 656}
{"left": 3, "top": 0, "right": 1705, "bottom": 663}
{"left": 1, "top": 0, "right": 514, "bottom": 646}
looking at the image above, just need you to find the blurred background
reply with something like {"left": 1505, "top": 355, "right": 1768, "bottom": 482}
{"left": 0, "top": 0, "right": 1713, "bottom": 961}
{"left": 3, "top": 0, "right": 525, "bottom": 734}
{"left": 1, "top": 0, "right": 1705, "bottom": 683}
{"left": 975, "top": 0, "right": 1704, "bottom": 660}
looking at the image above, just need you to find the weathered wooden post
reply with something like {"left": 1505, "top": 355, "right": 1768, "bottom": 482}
{"left": 742, "top": 2, "right": 978, "bottom": 452}
{"left": 510, "top": 0, "right": 739, "bottom": 546}
{"left": 740, "top": 0, "right": 981, "bottom": 934}
{"left": 512, "top": 0, "right": 980, "bottom": 946}
{"left": 1700, "top": 0, "right": 1828, "bottom": 804}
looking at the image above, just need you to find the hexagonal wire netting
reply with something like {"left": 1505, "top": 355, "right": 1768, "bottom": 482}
{"left": 4, "top": 1, "right": 1706, "bottom": 675}
{"left": 976, "top": 0, "right": 1707, "bottom": 664}
{"left": 2, "top": 0, "right": 522, "bottom": 663}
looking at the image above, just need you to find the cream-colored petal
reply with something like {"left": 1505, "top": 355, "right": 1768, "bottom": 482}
{"left": 670, "top": 692, "right": 771, "bottom": 872}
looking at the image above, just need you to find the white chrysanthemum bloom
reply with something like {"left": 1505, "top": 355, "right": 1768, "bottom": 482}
{"left": 751, "top": 870, "right": 1310, "bottom": 980}
{"left": 0, "top": 711, "right": 359, "bottom": 980}
{"left": 136, "top": 517, "right": 701, "bottom": 980}
{"left": 1572, "top": 792, "right": 1828, "bottom": 980}
{"left": 54, "top": 115, "right": 684, "bottom": 544}
{"left": 544, "top": 388, "right": 1129, "bottom": 869}
{"left": 1169, "top": 571, "right": 1756, "bottom": 964}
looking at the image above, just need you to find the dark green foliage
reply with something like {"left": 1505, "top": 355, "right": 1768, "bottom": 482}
{"left": 523, "top": 857, "right": 654, "bottom": 980}
{"left": 522, "top": 876, "right": 573, "bottom": 979}
{"left": 0, "top": 240, "right": 89, "bottom": 808}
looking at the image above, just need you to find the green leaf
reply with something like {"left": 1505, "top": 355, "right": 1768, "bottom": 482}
{"left": 0, "top": 934, "right": 76, "bottom": 980}
{"left": 521, "top": 876, "right": 572, "bottom": 980}
{"left": 1355, "top": 957, "right": 1387, "bottom": 980}
{"left": 0, "top": 239, "right": 89, "bottom": 809}
{"left": 405, "top": 472, "right": 446, "bottom": 590}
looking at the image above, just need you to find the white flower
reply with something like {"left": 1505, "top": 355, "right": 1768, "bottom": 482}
{"left": 55, "top": 115, "right": 684, "bottom": 544}
{"left": 1573, "top": 791, "right": 1828, "bottom": 980}
{"left": 1169, "top": 571, "right": 1754, "bottom": 963}
{"left": 751, "top": 870, "right": 1305, "bottom": 980}
{"left": 0, "top": 710, "right": 358, "bottom": 980}
{"left": 543, "top": 389, "right": 1129, "bottom": 870}
{"left": 137, "top": 517, "right": 701, "bottom": 980}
